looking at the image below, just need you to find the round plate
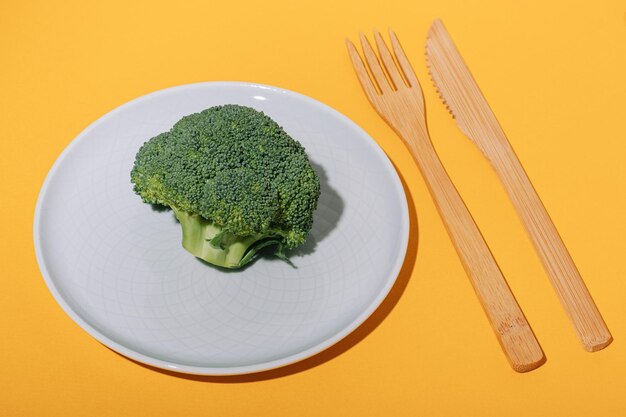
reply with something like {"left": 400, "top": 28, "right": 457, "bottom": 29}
{"left": 34, "top": 82, "right": 409, "bottom": 375}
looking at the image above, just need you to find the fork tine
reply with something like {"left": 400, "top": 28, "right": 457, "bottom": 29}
{"left": 359, "top": 33, "right": 392, "bottom": 94}
{"left": 388, "top": 29, "right": 420, "bottom": 89}
{"left": 374, "top": 31, "right": 405, "bottom": 89}
{"left": 346, "top": 38, "right": 379, "bottom": 106}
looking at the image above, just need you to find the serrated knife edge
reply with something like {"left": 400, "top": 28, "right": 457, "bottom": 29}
{"left": 425, "top": 19, "right": 507, "bottom": 157}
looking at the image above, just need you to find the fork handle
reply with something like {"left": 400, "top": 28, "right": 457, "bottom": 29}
{"left": 488, "top": 136, "right": 612, "bottom": 351}
{"left": 403, "top": 125, "right": 545, "bottom": 372}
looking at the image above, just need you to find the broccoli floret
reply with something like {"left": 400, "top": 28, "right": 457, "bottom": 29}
{"left": 130, "top": 104, "right": 320, "bottom": 269}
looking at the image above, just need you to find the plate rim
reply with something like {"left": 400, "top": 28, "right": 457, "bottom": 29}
{"left": 33, "top": 81, "right": 410, "bottom": 375}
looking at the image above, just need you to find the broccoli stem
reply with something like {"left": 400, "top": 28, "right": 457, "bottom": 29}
{"left": 173, "top": 208, "right": 271, "bottom": 269}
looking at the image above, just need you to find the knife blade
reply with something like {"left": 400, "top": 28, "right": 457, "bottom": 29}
{"left": 425, "top": 18, "right": 612, "bottom": 351}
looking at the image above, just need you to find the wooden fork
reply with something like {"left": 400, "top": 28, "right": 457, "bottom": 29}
{"left": 346, "top": 30, "right": 546, "bottom": 372}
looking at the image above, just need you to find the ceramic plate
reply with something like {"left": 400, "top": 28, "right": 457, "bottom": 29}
{"left": 34, "top": 82, "right": 409, "bottom": 375}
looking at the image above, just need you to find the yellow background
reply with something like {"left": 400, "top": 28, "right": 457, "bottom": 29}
{"left": 2, "top": 0, "right": 625, "bottom": 415}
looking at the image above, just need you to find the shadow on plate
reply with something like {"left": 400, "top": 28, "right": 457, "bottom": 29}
{"left": 290, "top": 160, "right": 344, "bottom": 257}
{"left": 122, "top": 166, "right": 418, "bottom": 382}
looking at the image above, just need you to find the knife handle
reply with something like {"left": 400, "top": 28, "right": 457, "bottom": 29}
{"left": 491, "top": 137, "right": 612, "bottom": 351}
{"left": 403, "top": 126, "right": 546, "bottom": 372}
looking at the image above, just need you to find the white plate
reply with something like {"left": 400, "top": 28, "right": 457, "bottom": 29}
{"left": 34, "top": 82, "right": 409, "bottom": 375}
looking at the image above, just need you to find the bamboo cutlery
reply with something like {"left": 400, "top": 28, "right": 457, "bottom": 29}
{"left": 346, "top": 19, "right": 611, "bottom": 372}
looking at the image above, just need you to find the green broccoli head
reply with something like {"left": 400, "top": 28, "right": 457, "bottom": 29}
{"left": 130, "top": 104, "right": 320, "bottom": 269}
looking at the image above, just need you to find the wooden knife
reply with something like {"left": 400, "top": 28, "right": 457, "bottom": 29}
{"left": 425, "top": 19, "right": 612, "bottom": 351}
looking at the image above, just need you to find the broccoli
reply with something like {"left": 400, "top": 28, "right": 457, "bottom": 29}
{"left": 130, "top": 104, "right": 320, "bottom": 269}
